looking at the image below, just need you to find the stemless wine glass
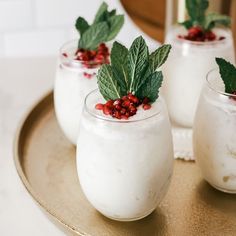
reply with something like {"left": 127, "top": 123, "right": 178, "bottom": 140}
{"left": 54, "top": 40, "right": 110, "bottom": 145}
{"left": 76, "top": 89, "right": 174, "bottom": 221}
{"left": 193, "top": 69, "right": 236, "bottom": 193}
{"left": 163, "top": 26, "right": 235, "bottom": 127}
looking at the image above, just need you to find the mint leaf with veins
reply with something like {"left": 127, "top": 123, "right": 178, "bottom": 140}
{"left": 216, "top": 58, "right": 236, "bottom": 94}
{"left": 204, "top": 13, "right": 231, "bottom": 31}
{"left": 149, "top": 44, "right": 172, "bottom": 72}
{"left": 137, "top": 71, "right": 163, "bottom": 102}
{"left": 97, "top": 36, "right": 171, "bottom": 102}
{"left": 97, "top": 64, "right": 122, "bottom": 100}
{"left": 180, "top": 0, "right": 231, "bottom": 31}
{"left": 93, "top": 2, "right": 108, "bottom": 23}
{"left": 79, "top": 22, "right": 109, "bottom": 50}
{"left": 127, "top": 36, "right": 149, "bottom": 93}
{"left": 75, "top": 17, "right": 89, "bottom": 35}
{"left": 76, "top": 2, "right": 124, "bottom": 50}
{"left": 186, "top": 0, "right": 208, "bottom": 24}
{"left": 111, "top": 41, "right": 129, "bottom": 95}
{"left": 106, "top": 15, "right": 124, "bottom": 41}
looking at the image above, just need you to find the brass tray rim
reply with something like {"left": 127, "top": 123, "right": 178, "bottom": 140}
{"left": 13, "top": 91, "right": 87, "bottom": 236}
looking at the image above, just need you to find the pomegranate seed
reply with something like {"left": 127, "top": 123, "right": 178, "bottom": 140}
{"left": 95, "top": 103, "right": 104, "bottom": 110}
{"left": 205, "top": 31, "right": 216, "bottom": 41}
{"left": 103, "top": 106, "right": 112, "bottom": 115}
{"left": 115, "top": 104, "right": 122, "bottom": 111}
{"left": 83, "top": 72, "right": 93, "bottom": 79}
{"left": 113, "top": 99, "right": 122, "bottom": 106}
{"left": 62, "top": 53, "right": 68, "bottom": 57}
{"left": 120, "top": 108, "right": 126, "bottom": 115}
{"left": 105, "top": 100, "right": 114, "bottom": 108}
{"left": 121, "top": 115, "right": 129, "bottom": 120}
{"left": 122, "top": 100, "right": 131, "bottom": 108}
{"left": 142, "top": 97, "right": 149, "bottom": 104}
{"left": 219, "top": 36, "right": 225, "bottom": 41}
{"left": 143, "top": 104, "right": 151, "bottom": 110}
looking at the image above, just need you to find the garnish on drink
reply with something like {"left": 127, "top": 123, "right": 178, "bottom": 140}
{"left": 62, "top": 2, "right": 124, "bottom": 69}
{"left": 216, "top": 58, "right": 236, "bottom": 100}
{"left": 179, "top": 0, "right": 231, "bottom": 42}
{"left": 95, "top": 36, "right": 171, "bottom": 119}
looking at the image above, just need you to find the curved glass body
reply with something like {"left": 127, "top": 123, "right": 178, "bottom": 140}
{"left": 76, "top": 90, "right": 174, "bottom": 221}
{"left": 193, "top": 69, "right": 236, "bottom": 193}
{"left": 54, "top": 40, "right": 109, "bottom": 145}
{"left": 163, "top": 26, "right": 235, "bottom": 127}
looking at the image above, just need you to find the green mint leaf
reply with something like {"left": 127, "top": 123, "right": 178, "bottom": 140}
{"left": 106, "top": 15, "right": 125, "bottom": 41}
{"left": 136, "top": 71, "right": 163, "bottom": 103}
{"left": 204, "top": 13, "right": 231, "bottom": 31}
{"left": 75, "top": 17, "right": 90, "bottom": 35}
{"left": 111, "top": 41, "right": 129, "bottom": 95}
{"left": 97, "top": 64, "right": 122, "bottom": 100}
{"left": 215, "top": 58, "right": 236, "bottom": 94}
{"left": 108, "top": 9, "right": 116, "bottom": 17}
{"left": 79, "top": 22, "right": 109, "bottom": 50}
{"left": 127, "top": 36, "right": 149, "bottom": 93}
{"left": 137, "top": 44, "right": 171, "bottom": 91}
{"left": 186, "top": 0, "right": 209, "bottom": 24}
{"left": 93, "top": 2, "right": 108, "bottom": 23}
{"left": 149, "top": 44, "right": 172, "bottom": 72}
{"left": 180, "top": 20, "right": 193, "bottom": 29}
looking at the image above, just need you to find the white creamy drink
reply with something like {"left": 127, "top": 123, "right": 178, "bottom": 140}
{"left": 77, "top": 90, "right": 173, "bottom": 220}
{"left": 54, "top": 40, "right": 99, "bottom": 144}
{"left": 163, "top": 26, "right": 235, "bottom": 127}
{"left": 193, "top": 69, "right": 236, "bottom": 193}
{"left": 54, "top": 2, "right": 124, "bottom": 144}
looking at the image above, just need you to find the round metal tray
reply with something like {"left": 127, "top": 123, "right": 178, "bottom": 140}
{"left": 14, "top": 92, "right": 236, "bottom": 236}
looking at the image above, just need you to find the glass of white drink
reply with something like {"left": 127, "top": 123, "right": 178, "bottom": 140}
{"left": 76, "top": 37, "right": 173, "bottom": 221}
{"left": 163, "top": 0, "right": 235, "bottom": 127}
{"left": 193, "top": 58, "right": 236, "bottom": 193}
{"left": 54, "top": 2, "right": 124, "bottom": 144}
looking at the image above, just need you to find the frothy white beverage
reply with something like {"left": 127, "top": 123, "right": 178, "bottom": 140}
{"left": 163, "top": 26, "right": 235, "bottom": 127}
{"left": 54, "top": 40, "right": 106, "bottom": 145}
{"left": 76, "top": 91, "right": 174, "bottom": 221}
{"left": 193, "top": 71, "right": 236, "bottom": 193}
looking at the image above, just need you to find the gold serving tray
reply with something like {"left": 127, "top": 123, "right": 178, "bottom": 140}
{"left": 14, "top": 92, "right": 236, "bottom": 236}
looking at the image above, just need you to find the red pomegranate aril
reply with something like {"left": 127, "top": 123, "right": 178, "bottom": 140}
{"left": 113, "top": 99, "right": 122, "bottom": 106}
{"left": 219, "top": 36, "right": 225, "bottom": 41}
{"left": 115, "top": 104, "right": 122, "bottom": 111}
{"left": 121, "top": 115, "right": 129, "bottom": 120}
{"left": 143, "top": 104, "right": 151, "bottom": 110}
{"left": 205, "top": 31, "right": 216, "bottom": 41}
{"left": 105, "top": 100, "right": 114, "bottom": 108}
{"left": 142, "top": 97, "right": 149, "bottom": 104}
{"left": 95, "top": 103, "right": 104, "bottom": 110}
{"left": 62, "top": 53, "right": 68, "bottom": 57}
{"left": 122, "top": 100, "right": 131, "bottom": 108}
{"left": 120, "top": 108, "right": 126, "bottom": 115}
{"left": 103, "top": 106, "right": 112, "bottom": 115}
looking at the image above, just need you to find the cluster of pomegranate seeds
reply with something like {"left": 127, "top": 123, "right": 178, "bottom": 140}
{"left": 178, "top": 26, "right": 225, "bottom": 42}
{"left": 95, "top": 93, "right": 152, "bottom": 120}
{"left": 74, "top": 43, "right": 110, "bottom": 68}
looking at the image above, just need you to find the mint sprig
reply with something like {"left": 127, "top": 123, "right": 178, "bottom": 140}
{"left": 181, "top": 0, "right": 231, "bottom": 31}
{"left": 216, "top": 58, "right": 236, "bottom": 94}
{"left": 75, "top": 2, "right": 124, "bottom": 50}
{"left": 97, "top": 36, "right": 171, "bottom": 103}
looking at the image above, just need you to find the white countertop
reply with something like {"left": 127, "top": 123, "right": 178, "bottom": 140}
{"left": 0, "top": 57, "right": 65, "bottom": 235}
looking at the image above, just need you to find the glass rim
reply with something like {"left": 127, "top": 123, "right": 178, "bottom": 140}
{"left": 174, "top": 25, "right": 230, "bottom": 46}
{"left": 84, "top": 89, "right": 162, "bottom": 123}
{"left": 206, "top": 68, "right": 236, "bottom": 98}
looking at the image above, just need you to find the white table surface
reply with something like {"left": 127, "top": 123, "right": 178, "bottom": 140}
{"left": 0, "top": 57, "right": 65, "bottom": 235}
